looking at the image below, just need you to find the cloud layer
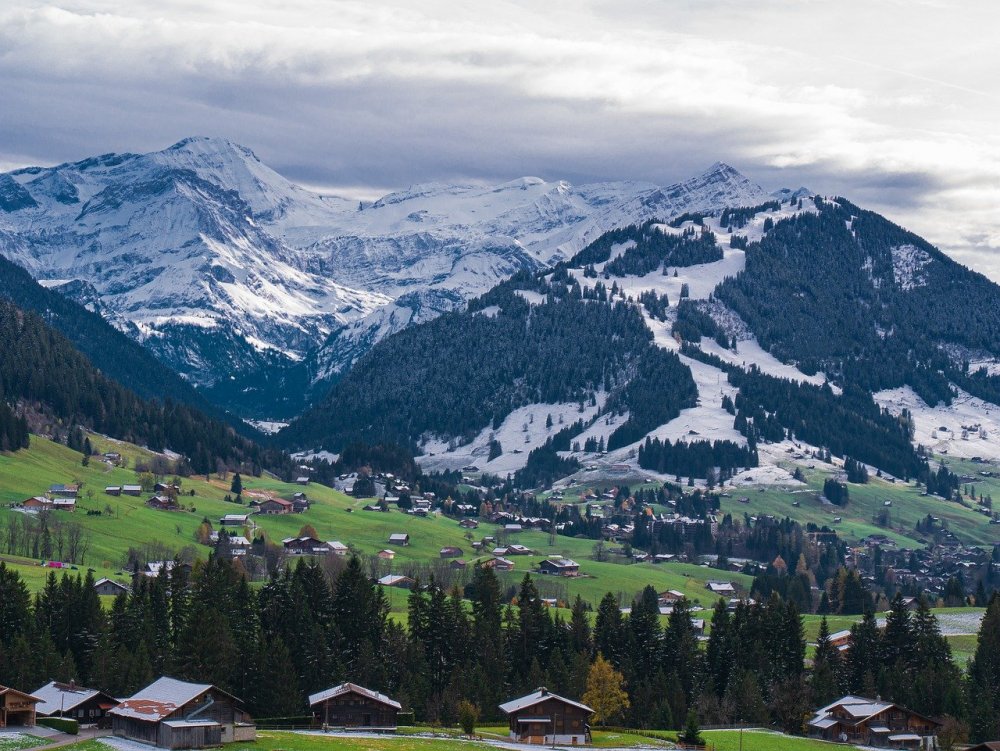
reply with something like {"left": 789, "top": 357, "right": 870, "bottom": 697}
{"left": 1, "top": 0, "right": 998, "bottom": 277}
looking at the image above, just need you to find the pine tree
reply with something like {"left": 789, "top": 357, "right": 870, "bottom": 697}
{"left": 968, "top": 593, "right": 1000, "bottom": 741}
{"left": 230, "top": 472, "right": 243, "bottom": 496}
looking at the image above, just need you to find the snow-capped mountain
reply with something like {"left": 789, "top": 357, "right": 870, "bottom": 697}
{"left": 0, "top": 137, "right": 769, "bottom": 416}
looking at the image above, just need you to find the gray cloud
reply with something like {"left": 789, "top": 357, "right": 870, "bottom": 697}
{"left": 1, "top": 0, "right": 998, "bottom": 278}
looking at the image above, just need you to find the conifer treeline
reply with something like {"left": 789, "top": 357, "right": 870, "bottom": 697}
{"left": 1, "top": 558, "right": 996, "bottom": 739}
{"left": 0, "top": 300, "right": 273, "bottom": 474}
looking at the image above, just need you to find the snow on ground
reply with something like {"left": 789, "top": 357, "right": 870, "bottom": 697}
{"left": 891, "top": 244, "right": 932, "bottom": 290}
{"left": 874, "top": 385, "right": 1000, "bottom": 460}
{"left": 291, "top": 450, "right": 339, "bottom": 463}
{"left": 474, "top": 304, "right": 501, "bottom": 318}
{"left": 699, "top": 336, "right": 837, "bottom": 391}
{"left": 417, "top": 397, "right": 606, "bottom": 475}
{"left": 245, "top": 419, "right": 289, "bottom": 435}
{"left": 513, "top": 289, "right": 547, "bottom": 306}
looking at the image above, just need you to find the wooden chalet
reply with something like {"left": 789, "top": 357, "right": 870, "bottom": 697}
{"left": 0, "top": 685, "right": 40, "bottom": 727}
{"left": 458, "top": 518, "right": 479, "bottom": 529}
{"left": 257, "top": 498, "right": 293, "bottom": 515}
{"left": 220, "top": 514, "right": 250, "bottom": 527}
{"left": 808, "top": 695, "right": 941, "bottom": 748}
{"left": 282, "top": 536, "right": 329, "bottom": 556}
{"left": 121, "top": 485, "right": 142, "bottom": 496}
{"left": 388, "top": 533, "right": 410, "bottom": 546}
{"left": 33, "top": 681, "right": 118, "bottom": 725}
{"left": 154, "top": 483, "right": 181, "bottom": 494}
{"left": 147, "top": 494, "right": 180, "bottom": 511}
{"left": 499, "top": 687, "right": 592, "bottom": 745}
{"left": 94, "top": 578, "right": 130, "bottom": 596}
{"left": 537, "top": 558, "right": 580, "bottom": 577}
{"left": 105, "top": 486, "right": 122, "bottom": 496}
{"left": 109, "top": 676, "right": 255, "bottom": 749}
{"left": 49, "top": 484, "right": 79, "bottom": 498}
{"left": 378, "top": 549, "right": 396, "bottom": 560}
{"left": 483, "top": 557, "right": 515, "bottom": 572}
{"left": 378, "top": 574, "right": 416, "bottom": 589}
{"left": 449, "top": 559, "right": 467, "bottom": 570}
{"left": 439, "top": 546, "right": 464, "bottom": 559}
{"left": 309, "top": 683, "right": 401, "bottom": 731}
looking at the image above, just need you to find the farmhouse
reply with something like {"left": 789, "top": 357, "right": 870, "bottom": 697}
{"left": 257, "top": 498, "right": 293, "bottom": 515}
{"left": 499, "top": 687, "right": 593, "bottom": 745}
{"left": 110, "top": 677, "right": 255, "bottom": 749}
{"left": 658, "top": 590, "right": 686, "bottom": 606}
{"left": 33, "top": 681, "right": 118, "bottom": 724}
{"left": 378, "top": 574, "right": 416, "bottom": 589}
{"left": 706, "top": 581, "right": 737, "bottom": 596}
{"left": 388, "top": 533, "right": 410, "bottom": 546}
{"left": 282, "top": 537, "right": 329, "bottom": 556}
{"left": 0, "top": 685, "right": 40, "bottom": 727}
{"left": 147, "top": 495, "right": 179, "bottom": 511}
{"left": 327, "top": 541, "right": 349, "bottom": 556}
{"left": 309, "top": 683, "right": 401, "bottom": 731}
{"left": 537, "top": 558, "right": 580, "bottom": 577}
{"left": 807, "top": 695, "right": 940, "bottom": 748}
{"left": 94, "top": 578, "right": 130, "bottom": 596}
{"left": 154, "top": 483, "right": 181, "bottom": 494}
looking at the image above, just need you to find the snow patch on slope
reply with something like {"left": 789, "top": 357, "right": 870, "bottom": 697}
{"left": 891, "top": 244, "right": 932, "bottom": 290}
{"left": 874, "top": 385, "right": 1000, "bottom": 460}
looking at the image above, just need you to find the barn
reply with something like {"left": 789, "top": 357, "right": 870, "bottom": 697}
{"left": 109, "top": 676, "right": 255, "bottom": 749}
{"left": 308, "top": 683, "right": 401, "bottom": 731}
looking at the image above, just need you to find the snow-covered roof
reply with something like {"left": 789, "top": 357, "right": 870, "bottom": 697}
{"left": 308, "top": 683, "right": 401, "bottom": 710}
{"left": 109, "top": 677, "right": 215, "bottom": 722}
{"left": 33, "top": 681, "right": 103, "bottom": 715}
{"left": 499, "top": 688, "right": 593, "bottom": 716}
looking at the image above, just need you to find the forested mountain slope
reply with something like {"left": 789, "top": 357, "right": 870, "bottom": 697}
{"left": 0, "top": 298, "right": 274, "bottom": 473}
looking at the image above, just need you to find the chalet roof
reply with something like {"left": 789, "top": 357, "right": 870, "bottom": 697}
{"left": 33, "top": 681, "right": 107, "bottom": 715}
{"left": 541, "top": 558, "right": 578, "bottom": 568}
{"left": 109, "top": 677, "right": 229, "bottom": 722}
{"left": 499, "top": 687, "right": 593, "bottom": 716}
{"left": 388, "top": 533, "right": 409, "bottom": 541}
{"left": 0, "top": 686, "right": 42, "bottom": 704}
{"left": 309, "top": 683, "right": 401, "bottom": 710}
{"left": 94, "top": 578, "right": 129, "bottom": 591}
{"left": 378, "top": 575, "right": 413, "bottom": 587}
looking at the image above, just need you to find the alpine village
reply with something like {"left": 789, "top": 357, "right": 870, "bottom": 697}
{"left": 2, "top": 10, "right": 1000, "bottom": 751}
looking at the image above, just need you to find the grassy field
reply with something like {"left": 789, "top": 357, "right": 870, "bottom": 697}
{"left": 699, "top": 729, "right": 847, "bottom": 751}
{"left": 0, "top": 436, "right": 751, "bottom": 611}
{"left": 0, "top": 735, "right": 45, "bottom": 751}
{"left": 718, "top": 455, "right": 998, "bottom": 548}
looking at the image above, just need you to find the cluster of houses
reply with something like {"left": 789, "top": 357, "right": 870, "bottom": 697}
{"left": 15, "top": 484, "right": 80, "bottom": 513}
{"left": 2, "top": 676, "right": 960, "bottom": 751}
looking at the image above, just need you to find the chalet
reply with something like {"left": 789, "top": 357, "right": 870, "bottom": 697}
{"left": 449, "top": 559, "right": 467, "bottom": 570}
{"left": 110, "top": 677, "right": 255, "bottom": 749}
{"left": 691, "top": 618, "right": 706, "bottom": 636}
{"left": 537, "top": 558, "right": 580, "bottom": 577}
{"left": 226, "top": 537, "right": 251, "bottom": 557}
{"left": 459, "top": 519, "right": 480, "bottom": 529}
{"left": 103, "top": 452, "right": 122, "bottom": 464}
{"left": 439, "top": 546, "right": 464, "bottom": 559}
{"left": 807, "top": 695, "right": 940, "bottom": 748}
{"left": 706, "top": 581, "right": 737, "bottom": 596}
{"left": 257, "top": 498, "right": 293, "bottom": 515}
{"left": 378, "top": 574, "right": 416, "bottom": 589}
{"left": 33, "top": 681, "right": 118, "bottom": 725}
{"left": 505, "top": 524, "right": 523, "bottom": 533}
{"left": 828, "top": 630, "right": 853, "bottom": 653}
{"left": 154, "top": 483, "right": 181, "bottom": 494}
{"left": 309, "top": 683, "right": 400, "bottom": 731}
{"left": 499, "top": 687, "right": 592, "bottom": 745}
{"left": 105, "top": 486, "right": 122, "bottom": 496}
{"left": 388, "top": 533, "right": 410, "bottom": 546}
{"left": 220, "top": 514, "right": 250, "bottom": 527}
{"left": 147, "top": 495, "right": 179, "bottom": 511}
{"left": 282, "top": 537, "right": 329, "bottom": 556}
{"left": 327, "top": 541, "right": 349, "bottom": 556}
{"left": 21, "top": 496, "right": 50, "bottom": 511}
{"left": 295, "top": 476, "right": 310, "bottom": 486}
{"left": 482, "top": 557, "right": 515, "bottom": 572}
{"left": 507, "top": 544, "right": 534, "bottom": 556}
{"left": 291, "top": 493, "right": 310, "bottom": 513}
{"left": 94, "top": 578, "right": 130, "bottom": 597}
{"left": 658, "top": 590, "right": 686, "bottom": 606}
{"left": 121, "top": 485, "right": 142, "bottom": 496}
{"left": 378, "top": 549, "right": 396, "bottom": 560}
{"left": 49, "top": 484, "right": 79, "bottom": 498}
{"left": 0, "top": 685, "right": 40, "bottom": 727}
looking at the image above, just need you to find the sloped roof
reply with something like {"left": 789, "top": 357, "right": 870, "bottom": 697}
{"left": 499, "top": 688, "right": 593, "bottom": 716}
{"left": 308, "top": 683, "right": 401, "bottom": 710}
{"left": 109, "top": 677, "right": 215, "bottom": 722}
{"left": 33, "top": 682, "right": 108, "bottom": 715}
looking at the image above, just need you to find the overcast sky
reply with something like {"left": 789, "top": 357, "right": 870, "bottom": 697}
{"left": 2, "top": 0, "right": 998, "bottom": 278}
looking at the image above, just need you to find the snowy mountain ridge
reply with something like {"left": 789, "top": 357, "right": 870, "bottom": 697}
{"left": 0, "top": 136, "right": 772, "bottom": 416}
